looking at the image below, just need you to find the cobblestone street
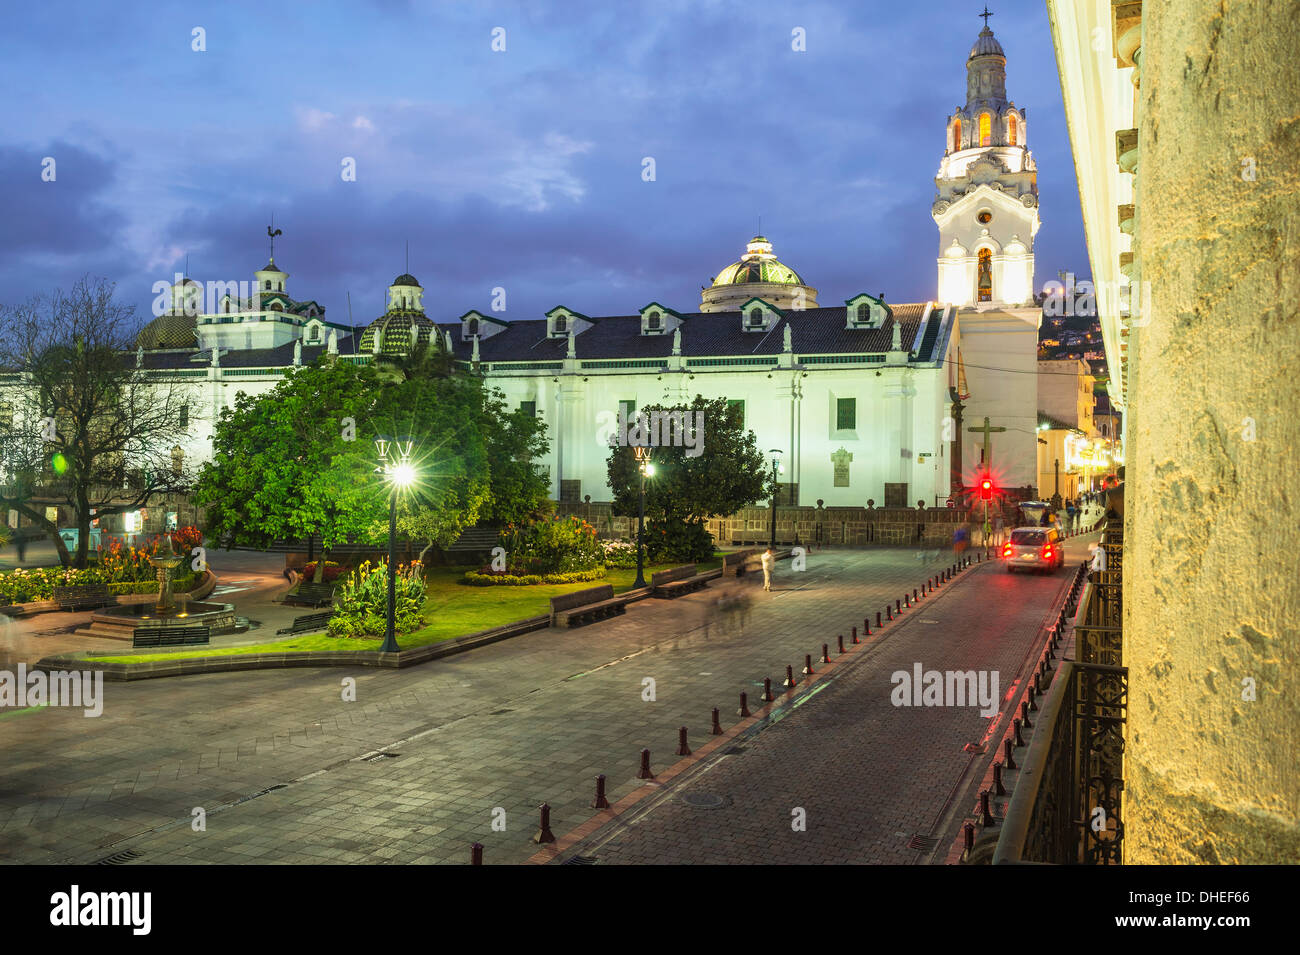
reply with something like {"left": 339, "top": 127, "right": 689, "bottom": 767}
{"left": 0, "top": 542, "right": 1089, "bottom": 865}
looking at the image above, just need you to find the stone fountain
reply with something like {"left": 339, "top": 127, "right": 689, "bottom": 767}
{"left": 77, "top": 534, "right": 240, "bottom": 642}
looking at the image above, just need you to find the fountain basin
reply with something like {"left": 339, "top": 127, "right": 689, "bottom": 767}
{"left": 82, "top": 601, "right": 238, "bottom": 642}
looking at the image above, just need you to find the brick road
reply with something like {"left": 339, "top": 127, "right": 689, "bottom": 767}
{"left": 0, "top": 542, "right": 1089, "bottom": 865}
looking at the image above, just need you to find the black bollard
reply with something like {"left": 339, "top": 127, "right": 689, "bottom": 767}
{"left": 886, "top": 605, "right": 893, "bottom": 621}
{"left": 471, "top": 842, "right": 484, "bottom": 865}
{"left": 963, "top": 822, "right": 975, "bottom": 859}
{"left": 980, "top": 790, "right": 995, "bottom": 827}
{"left": 739, "top": 691, "right": 752, "bottom": 717}
{"left": 876, "top": 611, "right": 883, "bottom": 628}
{"left": 637, "top": 748, "right": 654, "bottom": 780}
{"left": 592, "top": 774, "right": 610, "bottom": 809}
{"left": 1020, "top": 700, "right": 1032, "bottom": 729}
{"left": 821, "top": 644, "right": 830, "bottom": 664}
{"left": 676, "top": 726, "right": 691, "bottom": 757}
{"left": 761, "top": 678, "right": 774, "bottom": 702}
{"left": 1013, "top": 718, "right": 1025, "bottom": 748}
{"left": 896, "top": 598, "right": 901, "bottom": 614}
{"left": 804, "top": 653, "right": 815, "bottom": 675}
{"left": 533, "top": 803, "right": 556, "bottom": 844}
{"left": 993, "top": 760, "right": 1006, "bottom": 797}
{"left": 784, "top": 664, "right": 797, "bottom": 688}
{"left": 1003, "top": 737, "right": 1017, "bottom": 770}
{"left": 838, "top": 633, "right": 846, "bottom": 654}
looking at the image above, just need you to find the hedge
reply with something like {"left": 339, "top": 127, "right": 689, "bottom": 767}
{"left": 462, "top": 567, "right": 608, "bottom": 587}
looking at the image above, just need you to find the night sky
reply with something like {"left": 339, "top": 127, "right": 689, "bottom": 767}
{"left": 1, "top": 0, "right": 1090, "bottom": 329}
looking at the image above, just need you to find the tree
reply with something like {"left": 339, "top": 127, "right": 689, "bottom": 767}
{"left": 606, "top": 395, "right": 767, "bottom": 559}
{"left": 0, "top": 278, "right": 192, "bottom": 567}
{"left": 194, "top": 359, "right": 384, "bottom": 578}
{"left": 479, "top": 387, "right": 550, "bottom": 525}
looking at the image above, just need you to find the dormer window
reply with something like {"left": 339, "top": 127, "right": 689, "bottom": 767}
{"left": 747, "top": 308, "right": 764, "bottom": 328}
{"left": 647, "top": 311, "right": 661, "bottom": 331}
{"left": 554, "top": 315, "right": 567, "bottom": 334}
{"left": 846, "top": 293, "right": 888, "bottom": 329}
{"left": 309, "top": 325, "right": 320, "bottom": 342}
{"left": 856, "top": 303, "right": 869, "bottom": 324}
{"left": 467, "top": 318, "right": 479, "bottom": 336}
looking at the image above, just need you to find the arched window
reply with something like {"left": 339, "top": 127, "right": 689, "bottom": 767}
{"left": 647, "top": 311, "right": 661, "bottom": 330}
{"left": 748, "top": 308, "right": 764, "bottom": 327}
{"left": 467, "top": 318, "right": 479, "bottom": 336}
{"left": 554, "top": 315, "right": 567, "bottom": 334}
{"left": 857, "top": 303, "right": 869, "bottom": 324}
{"left": 977, "top": 248, "right": 993, "bottom": 302}
{"left": 952, "top": 118, "right": 962, "bottom": 152}
{"left": 264, "top": 280, "right": 271, "bottom": 290}
{"left": 310, "top": 325, "right": 320, "bottom": 341}
{"left": 979, "top": 113, "right": 991, "bottom": 147}
{"left": 1007, "top": 114, "right": 1018, "bottom": 145}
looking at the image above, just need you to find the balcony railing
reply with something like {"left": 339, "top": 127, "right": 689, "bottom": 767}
{"left": 995, "top": 516, "right": 1127, "bottom": 864}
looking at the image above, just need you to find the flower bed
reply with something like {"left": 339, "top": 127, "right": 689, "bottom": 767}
{"left": 326, "top": 560, "right": 426, "bottom": 638}
{"left": 0, "top": 566, "right": 200, "bottom": 604}
{"left": 462, "top": 567, "right": 608, "bottom": 586}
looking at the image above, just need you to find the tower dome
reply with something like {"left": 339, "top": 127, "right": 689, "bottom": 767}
{"left": 700, "top": 235, "right": 818, "bottom": 313}
{"left": 969, "top": 26, "right": 1005, "bottom": 60}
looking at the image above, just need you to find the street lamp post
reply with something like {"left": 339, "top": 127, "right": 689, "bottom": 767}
{"left": 768, "top": 449, "right": 784, "bottom": 547}
{"left": 631, "top": 447, "right": 654, "bottom": 590}
{"left": 375, "top": 438, "right": 415, "bottom": 654}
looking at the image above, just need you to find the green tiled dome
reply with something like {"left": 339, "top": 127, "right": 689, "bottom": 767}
{"left": 711, "top": 236, "right": 806, "bottom": 287}
{"left": 136, "top": 311, "right": 198, "bottom": 350}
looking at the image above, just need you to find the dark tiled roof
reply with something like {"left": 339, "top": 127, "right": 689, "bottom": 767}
{"left": 445, "top": 304, "right": 940, "bottom": 364}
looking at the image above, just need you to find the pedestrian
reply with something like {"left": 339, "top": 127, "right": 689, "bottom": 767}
{"left": 993, "top": 511, "right": 1005, "bottom": 547}
{"left": 1090, "top": 542, "right": 1108, "bottom": 574}
{"left": 760, "top": 547, "right": 774, "bottom": 592}
{"left": 953, "top": 524, "right": 969, "bottom": 557}
{"left": 1067, "top": 499, "right": 1077, "bottom": 531}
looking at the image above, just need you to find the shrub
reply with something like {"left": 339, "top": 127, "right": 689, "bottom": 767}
{"left": 326, "top": 560, "right": 426, "bottom": 639}
{"left": 600, "top": 539, "right": 638, "bottom": 569}
{"left": 498, "top": 516, "right": 603, "bottom": 574}
{"left": 0, "top": 565, "right": 199, "bottom": 603}
{"left": 171, "top": 525, "right": 204, "bottom": 552}
{"left": 462, "top": 567, "right": 607, "bottom": 586}
{"left": 645, "top": 517, "right": 714, "bottom": 564}
{"left": 300, "top": 560, "right": 345, "bottom": 584}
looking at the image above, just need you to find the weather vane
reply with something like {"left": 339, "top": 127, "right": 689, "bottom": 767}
{"left": 267, "top": 216, "right": 282, "bottom": 260}
{"left": 980, "top": 6, "right": 993, "bottom": 27}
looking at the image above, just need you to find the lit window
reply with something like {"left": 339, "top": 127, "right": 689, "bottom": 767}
{"left": 1008, "top": 114, "right": 1018, "bottom": 145}
{"left": 978, "top": 248, "right": 993, "bottom": 302}
{"left": 952, "top": 118, "right": 962, "bottom": 152}
{"left": 979, "top": 112, "right": 991, "bottom": 147}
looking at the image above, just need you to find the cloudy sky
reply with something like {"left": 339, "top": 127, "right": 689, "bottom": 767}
{"left": 1, "top": 0, "right": 1090, "bottom": 329}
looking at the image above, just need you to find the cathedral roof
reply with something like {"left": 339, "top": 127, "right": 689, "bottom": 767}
{"left": 358, "top": 310, "right": 437, "bottom": 355}
{"left": 969, "top": 26, "right": 1004, "bottom": 59}
{"left": 710, "top": 236, "right": 807, "bottom": 288}
{"left": 391, "top": 273, "right": 421, "bottom": 287}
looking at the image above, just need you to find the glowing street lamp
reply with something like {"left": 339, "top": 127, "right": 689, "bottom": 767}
{"left": 632, "top": 446, "right": 654, "bottom": 590}
{"left": 375, "top": 437, "right": 415, "bottom": 654}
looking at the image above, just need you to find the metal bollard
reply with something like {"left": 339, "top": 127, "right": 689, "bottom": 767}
{"left": 784, "top": 664, "right": 797, "bottom": 688}
{"left": 739, "top": 691, "right": 752, "bottom": 717}
{"left": 903, "top": 593, "right": 910, "bottom": 608}
{"left": 980, "top": 790, "right": 995, "bottom": 827}
{"left": 837, "top": 634, "right": 845, "bottom": 654}
{"left": 862, "top": 620, "right": 871, "bottom": 638}
{"left": 1020, "top": 699, "right": 1032, "bottom": 729}
{"left": 761, "top": 679, "right": 774, "bottom": 702}
{"left": 895, "top": 599, "right": 901, "bottom": 614}
{"left": 821, "top": 644, "right": 830, "bottom": 664}
{"left": 676, "top": 726, "right": 691, "bottom": 757}
{"left": 471, "top": 842, "right": 484, "bottom": 865}
{"left": 1013, "top": 718, "right": 1025, "bottom": 748}
{"left": 533, "top": 803, "right": 556, "bottom": 843}
{"left": 592, "top": 774, "right": 610, "bottom": 809}
{"left": 1003, "top": 737, "right": 1018, "bottom": 770}
{"left": 914, "top": 588, "right": 919, "bottom": 602}
{"left": 992, "top": 760, "right": 1006, "bottom": 796}
{"left": 637, "top": 748, "right": 654, "bottom": 780}
{"left": 876, "top": 611, "right": 883, "bottom": 628}
{"left": 963, "top": 822, "right": 975, "bottom": 859}
{"left": 712, "top": 707, "right": 723, "bottom": 735}
{"left": 1028, "top": 684, "right": 1039, "bottom": 712}
{"left": 852, "top": 625, "right": 859, "bottom": 644}
{"left": 886, "top": 605, "right": 893, "bottom": 621}
{"left": 803, "top": 653, "right": 815, "bottom": 675}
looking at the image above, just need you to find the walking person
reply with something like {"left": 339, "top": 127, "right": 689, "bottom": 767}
{"left": 760, "top": 547, "right": 774, "bottom": 592}
{"left": 1066, "top": 499, "right": 1077, "bottom": 532}
{"left": 953, "top": 523, "right": 969, "bottom": 558}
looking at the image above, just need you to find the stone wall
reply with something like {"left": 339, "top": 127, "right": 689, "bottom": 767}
{"left": 1126, "top": 3, "right": 1300, "bottom": 862}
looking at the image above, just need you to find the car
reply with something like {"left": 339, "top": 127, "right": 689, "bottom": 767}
{"left": 1002, "top": 526, "right": 1064, "bottom": 573}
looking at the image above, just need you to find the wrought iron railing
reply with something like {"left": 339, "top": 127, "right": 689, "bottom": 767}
{"left": 996, "top": 516, "right": 1127, "bottom": 864}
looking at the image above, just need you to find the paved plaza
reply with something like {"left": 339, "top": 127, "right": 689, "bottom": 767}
{"left": 0, "top": 540, "right": 1092, "bottom": 865}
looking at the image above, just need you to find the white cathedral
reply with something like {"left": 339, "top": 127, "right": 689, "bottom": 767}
{"left": 122, "top": 22, "right": 1044, "bottom": 512}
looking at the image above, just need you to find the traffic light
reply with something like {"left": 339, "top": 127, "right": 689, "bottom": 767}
{"left": 979, "top": 478, "right": 993, "bottom": 501}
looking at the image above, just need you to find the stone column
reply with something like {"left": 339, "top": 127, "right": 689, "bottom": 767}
{"left": 1125, "top": 2, "right": 1300, "bottom": 863}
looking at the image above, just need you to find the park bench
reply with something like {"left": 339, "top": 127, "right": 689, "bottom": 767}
{"left": 722, "top": 549, "right": 760, "bottom": 577}
{"left": 650, "top": 564, "right": 709, "bottom": 599}
{"left": 276, "top": 610, "right": 334, "bottom": 635}
{"left": 52, "top": 583, "right": 113, "bottom": 612}
{"left": 132, "top": 625, "right": 211, "bottom": 649}
{"left": 549, "top": 585, "right": 628, "bottom": 629}
{"left": 284, "top": 581, "right": 335, "bottom": 608}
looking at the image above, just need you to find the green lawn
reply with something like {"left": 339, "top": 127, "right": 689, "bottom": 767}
{"left": 88, "top": 555, "right": 726, "bottom": 665}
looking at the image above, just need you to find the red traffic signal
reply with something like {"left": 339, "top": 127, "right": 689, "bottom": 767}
{"left": 979, "top": 479, "right": 993, "bottom": 501}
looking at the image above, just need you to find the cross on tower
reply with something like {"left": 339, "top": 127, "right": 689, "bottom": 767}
{"left": 980, "top": 6, "right": 993, "bottom": 28}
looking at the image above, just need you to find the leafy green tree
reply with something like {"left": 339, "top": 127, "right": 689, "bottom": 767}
{"left": 606, "top": 395, "right": 767, "bottom": 560}
{"left": 194, "top": 360, "right": 383, "bottom": 578}
{"left": 479, "top": 388, "right": 550, "bottom": 525}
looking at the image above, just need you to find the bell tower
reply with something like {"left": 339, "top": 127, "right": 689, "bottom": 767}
{"left": 932, "top": 9, "right": 1039, "bottom": 307}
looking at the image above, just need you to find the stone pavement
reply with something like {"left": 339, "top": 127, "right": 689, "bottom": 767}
{"left": 0, "top": 545, "right": 1068, "bottom": 865}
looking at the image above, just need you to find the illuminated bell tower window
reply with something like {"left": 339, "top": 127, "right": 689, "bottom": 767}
{"left": 1008, "top": 114, "right": 1018, "bottom": 145}
{"left": 979, "top": 112, "right": 991, "bottom": 146}
{"left": 952, "top": 118, "right": 961, "bottom": 152}
{"left": 977, "top": 248, "right": 993, "bottom": 302}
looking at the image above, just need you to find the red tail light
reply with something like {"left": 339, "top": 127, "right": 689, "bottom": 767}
{"left": 1002, "top": 545, "right": 1012, "bottom": 558}
{"left": 1042, "top": 546, "right": 1054, "bottom": 560}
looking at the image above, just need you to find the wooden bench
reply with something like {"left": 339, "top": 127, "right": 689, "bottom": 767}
{"left": 550, "top": 585, "right": 628, "bottom": 629}
{"left": 132, "top": 625, "right": 211, "bottom": 649}
{"left": 276, "top": 611, "right": 334, "bottom": 635}
{"left": 650, "top": 564, "right": 709, "bottom": 599}
{"left": 284, "top": 581, "right": 335, "bottom": 608}
{"left": 722, "top": 549, "right": 760, "bottom": 577}
{"left": 52, "top": 583, "right": 113, "bottom": 611}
